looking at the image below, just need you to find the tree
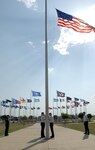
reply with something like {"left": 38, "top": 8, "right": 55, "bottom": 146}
{"left": 61, "top": 113, "right": 69, "bottom": 120}
{"left": 78, "top": 113, "right": 83, "bottom": 121}
{"left": 54, "top": 115, "right": 57, "bottom": 122}
{"left": 87, "top": 114, "right": 92, "bottom": 121}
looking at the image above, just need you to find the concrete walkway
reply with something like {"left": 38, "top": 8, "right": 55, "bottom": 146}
{"left": 0, "top": 123, "right": 95, "bottom": 150}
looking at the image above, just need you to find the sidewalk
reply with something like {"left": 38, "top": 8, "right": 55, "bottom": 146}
{"left": 0, "top": 123, "right": 95, "bottom": 150}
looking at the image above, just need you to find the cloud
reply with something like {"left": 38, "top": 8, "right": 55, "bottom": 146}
{"left": 27, "top": 41, "right": 35, "bottom": 48}
{"left": 27, "top": 41, "right": 33, "bottom": 46}
{"left": 17, "top": 0, "right": 37, "bottom": 9}
{"left": 48, "top": 67, "right": 54, "bottom": 74}
{"left": 53, "top": 5, "right": 95, "bottom": 55}
{"left": 42, "top": 40, "right": 49, "bottom": 44}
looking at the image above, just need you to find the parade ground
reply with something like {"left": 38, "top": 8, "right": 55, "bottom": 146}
{"left": 0, "top": 123, "right": 95, "bottom": 150}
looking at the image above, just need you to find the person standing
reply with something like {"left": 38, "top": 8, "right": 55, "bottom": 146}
{"left": 49, "top": 113, "right": 55, "bottom": 138}
{"left": 83, "top": 112, "right": 89, "bottom": 135}
{"left": 40, "top": 112, "right": 45, "bottom": 138}
{"left": 5, "top": 115, "right": 9, "bottom": 136}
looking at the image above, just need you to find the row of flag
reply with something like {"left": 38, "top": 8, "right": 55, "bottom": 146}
{"left": 0, "top": 90, "right": 41, "bottom": 105}
{"left": 1, "top": 104, "right": 40, "bottom": 110}
{"left": 0, "top": 89, "right": 90, "bottom": 114}
{"left": 0, "top": 90, "right": 90, "bottom": 107}
{"left": 0, "top": 91, "right": 41, "bottom": 116}
{"left": 53, "top": 97, "right": 90, "bottom": 106}
{"left": 1, "top": 98, "right": 38, "bottom": 105}
{"left": 55, "top": 90, "right": 90, "bottom": 105}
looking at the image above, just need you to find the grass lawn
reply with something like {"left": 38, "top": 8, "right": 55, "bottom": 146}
{"left": 0, "top": 122, "right": 33, "bottom": 137}
{"left": 61, "top": 122, "right": 95, "bottom": 135}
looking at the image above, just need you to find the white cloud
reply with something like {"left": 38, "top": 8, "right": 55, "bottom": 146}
{"left": 53, "top": 5, "right": 95, "bottom": 55}
{"left": 48, "top": 67, "right": 54, "bottom": 74}
{"left": 27, "top": 41, "right": 35, "bottom": 48}
{"left": 17, "top": 0, "right": 37, "bottom": 9}
{"left": 42, "top": 40, "right": 49, "bottom": 44}
{"left": 27, "top": 41, "right": 33, "bottom": 45}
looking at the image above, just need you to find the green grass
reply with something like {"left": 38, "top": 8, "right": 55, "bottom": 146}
{"left": 61, "top": 122, "right": 95, "bottom": 135}
{"left": 0, "top": 122, "right": 33, "bottom": 137}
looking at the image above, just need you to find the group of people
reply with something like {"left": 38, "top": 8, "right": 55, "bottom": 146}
{"left": 4, "top": 111, "right": 89, "bottom": 138}
{"left": 40, "top": 112, "right": 55, "bottom": 138}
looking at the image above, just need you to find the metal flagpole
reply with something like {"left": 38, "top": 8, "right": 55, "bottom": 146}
{"left": 66, "top": 98, "right": 68, "bottom": 114}
{"left": 30, "top": 92, "right": 32, "bottom": 116}
{"left": 9, "top": 101, "right": 12, "bottom": 118}
{"left": 0, "top": 99, "right": 2, "bottom": 117}
{"left": 45, "top": 0, "right": 49, "bottom": 139}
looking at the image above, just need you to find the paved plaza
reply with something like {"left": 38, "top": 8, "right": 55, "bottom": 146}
{"left": 0, "top": 123, "right": 95, "bottom": 150}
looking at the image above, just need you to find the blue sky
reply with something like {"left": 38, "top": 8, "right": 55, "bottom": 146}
{"left": 0, "top": 0, "right": 95, "bottom": 115}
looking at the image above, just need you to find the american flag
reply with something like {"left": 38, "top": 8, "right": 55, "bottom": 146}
{"left": 56, "top": 9, "right": 95, "bottom": 33}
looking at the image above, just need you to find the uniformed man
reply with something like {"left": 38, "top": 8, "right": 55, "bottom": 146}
{"left": 5, "top": 115, "right": 9, "bottom": 136}
{"left": 83, "top": 112, "right": 89, "bottom": 135}
{"left": 49, "top": 113, "right": 55, "bottom": 138}
{"left": 40, "top": 112, "right": 45, "bottom": 138}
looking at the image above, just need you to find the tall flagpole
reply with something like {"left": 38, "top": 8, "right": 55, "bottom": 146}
{"left": 45, "top": 0, "right": 49, "bottom": 139}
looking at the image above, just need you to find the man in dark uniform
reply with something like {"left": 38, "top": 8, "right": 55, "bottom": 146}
{"left": 40, "top": 112, "right": 45, "bottom": 138}
{"left": 5, "top": 116, "right": 9, "bottom": 136}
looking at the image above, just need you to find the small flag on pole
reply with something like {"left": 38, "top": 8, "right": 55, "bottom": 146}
{"left": 66, "top": 97, "right": 72, "bottom": 102}
{"left": 32, "top": 91, "right": 41, "bottom": 96}
{"left": 74, "top": 97, "right": 79, "bottom": 101}
{"left": 34, "top": 98, "right": 40, "bottom": 102}
{"left": 53, "top": 107, "right": 58, "bottom": 109}
{"left": 80, "top": 99, "right": 85, "bottom": 102}
{"left": 37, "top": 107, "right": 40, "bottom": 110}
{"left": 60, "top": 98, "right": 65, "bottom": 102}
{"left": 16, "top": 100, "right": 21, "bottom": 104}
{"left": 6, "top": 99, "right": 11, "bottom": 103}
{"left": 83, "top": 101, "right": 90, "bottom": 105}
{"left": 74, "top": 101, "right": 80, "bottom": 107}
{"left": 20, "top": 98, "right": 26, "bottom": 103}
{"left": 53, "top": 98, "right": 58, "bottom": 102}
{"left": 27, "top": 99, "right": 32, "bottom": 103}
{"left": 62, "top": 106, "right": 65, "bottom": 109}
{"left": 66, "top": 105, "right": 70, "bottom": 109}
{"left": 12, "top": 98, "right": 19, "bottom": 104}
{"left": 1, "top": 101, "right": 6, "bottom": 106}
{"left": 56, "top": 9, "right": 95, "bottom": 33}
{"left": 57, "top": 90, "right": 65, "bottom": 97}
{"left": 48, "top": 107, "right": 52, "bottom": 109}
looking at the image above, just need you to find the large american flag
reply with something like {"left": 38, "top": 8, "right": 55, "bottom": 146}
{"left": 56, "top": 9, "right": 95, "bottom": 33}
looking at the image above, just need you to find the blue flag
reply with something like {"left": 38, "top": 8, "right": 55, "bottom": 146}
{"left": 32, "top": 91, "right": 41, "bottom": 96}
{"left": 53, "top": 98, "right": 58, "bottom": 102}
{"left": 12, "top": 98, "right": 18, "bottom": 104}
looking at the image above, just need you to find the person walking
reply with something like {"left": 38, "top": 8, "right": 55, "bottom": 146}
{"left": 40, "top": 112, "right": 45, "bottom": 138}
{"left": 83, "top": 112, "right": 89, "bottom": 135}
{"left": 49, "top": 113, "right": 55, "bottom": 138}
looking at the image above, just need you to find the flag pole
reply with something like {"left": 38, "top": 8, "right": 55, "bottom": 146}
{"left": 45, "top": 0, "right": 49, "bottom": 139}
